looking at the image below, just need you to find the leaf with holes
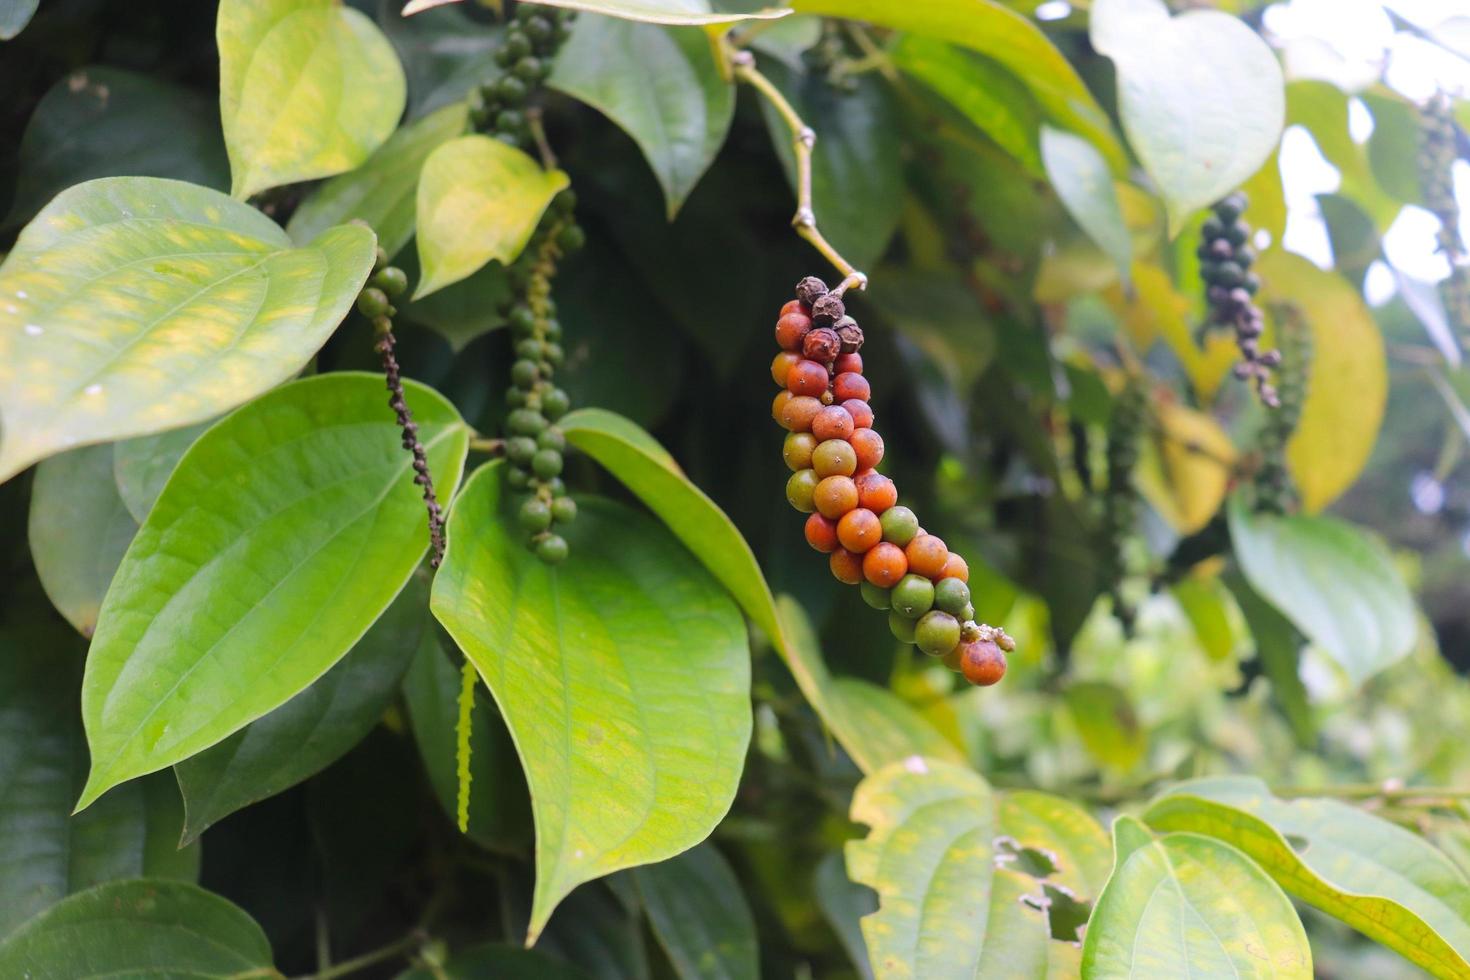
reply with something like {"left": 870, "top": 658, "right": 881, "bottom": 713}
{"left": 1145, "top": 777, "right": 1470, "bottom": 979}
{"left": 1081, "top": 815, "right": 1311, "bottom": 976}
{"left": 218, "top": 0, "right": 406, "bottom": 198}
{"left": 0, "top": 177, "right": 376, "bottom": 482}
{"left": 77, "top": 373, "right": 468, "bottom": 810}
{"left": 414, "top": 135, "right": 569, "bottom": 298}
{"left": 1091, "top": 0, "right": 1284, "bottom": 233}
{"left": 430, "top": 462, "right": 750, "bottom": 942}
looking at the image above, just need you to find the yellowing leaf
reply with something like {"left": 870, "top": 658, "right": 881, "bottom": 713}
{"left": 414, "top": 135, "right": 569, "bottom": 298}
{"left": 218, "top": 0, "right": 407, "bottom": 199}
{"left": 1137, "top": 399, "right": 1236, "bottom": 534}
{"left": 1257, "top": 250, "right": 1386, "bottom": 512}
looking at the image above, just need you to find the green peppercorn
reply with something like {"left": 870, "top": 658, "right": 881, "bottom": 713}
{"left": 537, "top": 427, "right": 566, "bottom": 452}
{"left": 543, "top": 476, "right": 566, "bottom": 496}
{"left": 532, "top": 448, "right": 563, "bottom": 478}
{"left": 513, "top": 56, "right": 543, "bottom": 81}
{"left": 509, "top": 306, "right": 537, "bottom": 334}
{"left": 959, "top": 602, "right": 975, "bottom": 622}
{"left": 507, "top": 467, "right": 531, "bottom": 490}
{"left": 519, "top": 497, "right": 553, "bottom": 532}
{"left": 553, "top": 188, "right": 577, "bottom": 214}
{"left": 503, "top": 31, "right": 531, "bottom": 60}
{"left": 372, "top": 266, "right": 409, "bottom": 297}
{"left": 544, "top": 318, "right": 563, "bottom": 341}
{"left": 496, "top": 109, "right": 526, "bottom": 134}
{"left": 493, "top": 131, "right": 522, "bottom": 148}
{"left": 933, "top": 578, "right": 971, "bottom": 617}
{"left": 915, "top": 610, "right": 961, "bottom": 658}
{"left": 506, "top": 387, "right": 528, "bottom": 408}
{"left": 511, "top": 359, "right": 540, "bottom": 389}
{"left": 557, "top": 223, "right": 586, "bottom": 252}
{"left": 507, "top": 408, "right": 547, "bottom": 436}
{"left": 551, "top": 496, "right": 577, "bottom": 523}
{"left": 356, "top": 287, "right": 390, "bottom": 318}
{"left": 536, "top": 534, "right": 569, "bottom": 564}
{"left": 786, "top": 469, "right": 819, "bottom": 513}
{"left": 879, "top": 506, "right": 920, "bottom": 546}
{"left": 541, "top": 387, "right": 570, "bottom": 419}
{"left": 523, "top": 15, "right": 553, "bottom": 43}
{"left": 507, "top": 436, "right": 538, "bottom": 465}
{"left": 544, "top": 342, "right": 565, "bottom": 366}
{"left": 888, "top": 611, "right": 918, "bottom": 644}
{"left": 497, "top": 75, "right": 528, "bottom": 104}
{"left": 860, "top": 581, "right": 891, "bottom": 610}
{"left": 891, "top": 574, "right": 935, "bottom": 619}
{"left": 516, "top": 339, "right": 544, "bottom": 360}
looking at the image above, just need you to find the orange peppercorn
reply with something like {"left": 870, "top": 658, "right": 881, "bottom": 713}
{"left": 829, "top": 548, "right": 864, "bottom": 585}
{"left": 835, "top": 352, "right": 862, "bottom": 375}
{"left": 813, "top": 475, "right": 859, "bottom": 519}
{"left": 854, "top": 470, "right": 897, "bottom": 513}
{"left": 843, "top": 399, "right": 873, "bottom": 429}
{"left": 772, "top": 390, "right": 792, "bottom": 425}
{"left": 786, "top": 359, "right": 829, "bottom": 397}
{"left": 779, "top": 395, "right": 822, "bottom": 432}
{"left": 850, "top": 428, "right": 884, "bottom": 471}
{"left": 959, "top": 639, "right": 1006, "bottom": 686}
{"left": 804, "top": 513, "right": 838, "bottom": 553}
{"left": 905, "top": 534, "right": 949, "bottom": 580}
{"left": 775, "top": 311, "right": 812, "bottom": 351}
{"left": 940, "top": 553, "right": 970, "bottom": 583}
{"left": 833, "top": 372, "right": 870, "bottom": 402}
{"left": 837, "top": 508, "right": 882, "bottom": 553}
{"left": 862, "top": 542, "right": 908, "bottom": 588}
{"left": 811, "top": 405, "right": 855, "bottom": 441}
{"left": 771, "top": 351, "right": 800, "bottom": 387}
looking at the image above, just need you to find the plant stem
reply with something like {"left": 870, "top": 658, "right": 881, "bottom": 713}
{"left": 526, "top": 106, "right": 558, "bottom": 171}
{"left": 375, "top": 321, "right": 447, "bottom": 567}
{"left": 297, "top": 932, "right": 422, "bottom": 980}
{"left": 468, "top": 436, "right": 505, "bottom": 455}
{"left": 727, "top": 48, "right": 868, "bottom": 293}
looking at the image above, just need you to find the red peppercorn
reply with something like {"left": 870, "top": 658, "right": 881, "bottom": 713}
{"left": 837, "top": 508, "right": 882, "bottom": 553}
{"left": 780, "top": 299, "right": 806, "bottom": 317}
{"left": 835, "top": 352, "right": 862, "bottom": 375}
{"left": 786, "top": 359, "right": 829, "bottom": 397}
{"left": 843, "top": 399, "right": 874, "bottom": 429}
{"left": 779, "top": 394, "right": 822, "bottom": 432}
{"left": 959, "top": 639, "right": 1006, "bottom": 686}
{"left": 850, "top": 428, "right": 884, "bottom": 471}
{"left": 833, "top": 372, "right": 870, "bottom": 402}
{"left": 906, "top": 534, "right": 949, "bottom": 580}
{"left": 940, "top": 553, "right": 969, "bottom": 583}
{"left": 771, "top": 352, "right": 800, "bottom": 387}
{"left": 854, "top": 470, "right": 897, "bottom": 513}
{"left": 811, "top": 405, "right": 855, "bottom": 441}
{"left": 862, "top": 542, "right": 908, "bottom": 588}
{"left": 804, "top": 513, "right": 838, "bottom": 553}
{"left": 803, "top": 327, "right": 842, "bottom": 362}
{"left": 813, "top": 475, "right": 859, "bottom": 519}
{"left": 775, "top": 311, "right": 812, "bottom": 351}
{"left": 829, "top": 548, "right": 864, "bottom": 585}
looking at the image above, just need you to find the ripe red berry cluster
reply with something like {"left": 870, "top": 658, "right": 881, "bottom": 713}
{"left": 771, "top": 276, "right": 1012, "bottom": 687}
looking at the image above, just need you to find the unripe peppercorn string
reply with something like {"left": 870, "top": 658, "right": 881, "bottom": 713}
{"left": 1198, "top": 191, "right": 1281, "bottom": 407}
{"left": 769, "top": 276, "right": 1012, "bottom": 686}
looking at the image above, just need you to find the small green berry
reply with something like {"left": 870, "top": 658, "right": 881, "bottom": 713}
{"left": 511, "top": 359, "right": 540, "bottom": 389}
{"left": 506, "top": 387, "right": 528, "bottom": 408}
{"left": 786, "top": 469, "right": 820, "bottom": 513}
{"left": 519, "top": 497, "right": 552, "bottom": 533}
{"left": 523, "top": 15, "right": 553, "bottom": 42}
{"left": 934, "top": 578, "right": 971, "bottom": 617}
{"left": 497, "top": 75, "right": 528, "bottom": 104}
{"left": 513, "top": 56, "right": 543, "bottom": 81}
{"left": 860, "top": 581, "right": 891, "bottom": 610}
{"left": 507, "top": 436, "right": 538, "bottom": 465}
{"left": 544, "top": 318, "right": 563, "bottom": 340}
{"left": 532, "top": 448, "right": 563, "bottom": 479}
{"left": 541, "top": 387, "right": 570, "bottom": 419}
{"left": 372, "top": 266, "right": 409, "bottom": 297}
{"left": 551, "top": 496, "right": 577, "bottom": 523}
{"left": 495, "top": 109, "right": 526, "bottom": 134}
{"left": 553, "top": 188, "right": 577, "bottom": 214}
{"left": 509, "top": 306, "right": 537, "bottom": 334}
{"left": 915, "top": 610, "right": 961, "bottom": 658}
{"left": 356, "top": 287, "right": 390, "bottom": 318}
{"left": 537, "top": 427, "right": 566, "bottom": 452}
{"left": 891, "top": 574, "right": 935, "bottom": 619}
{"left": 544, "top": 342, "right": 565, "bottom": 366}
{"left": 879, "top": 506, "right": 919, "bottom": 546}
{"left": 556, "top": 223, "right": 585, "bottom": 252}
{"left": 959, "top": 602, "right": 975, "bottom": 622}
{"left": 888, "top": 611, "right": 917, "bottom": 644}
{"left": 536, "top": 534, "right": 569, "bottom": 564}
{"left": 516, "top": 339, "right": 544, "bottom": 360}
{"left": 507, "top": 408, "right": 547, "bottom": 436}
{"left": 503, "top": 31, "right": 531, "bottom": 60}
{"left": 507, "top": 467, "right": 531, "bottom": 490}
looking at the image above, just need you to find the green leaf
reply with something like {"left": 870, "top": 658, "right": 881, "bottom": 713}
{"left": 1225, "top": 572, "right": 1314, "bottom": 746}
{"left": 814, "top": 852, "right": 876, "bottom": 980}
{"left": 3, "top": 66, "right": 228, "bottom": 231}
{"left": 111, "top": 420, "right": 214, "bottom": 524}
{"left": 846, "top": 758, "right": 1111, "bottom": 978}
{"left": 757, "top": 61, "right": 902, "bottom": 270}
{"left": 1040, "top": 125, "right": 1132, "bottom": 276}
{"left": 0, "top": 0, "right": 38, "bottom": 39}
{"left": 1090, "top": 0, "right": 1284, "bottom": 233}
{"left": 397, "top": 944, "right": 590, "bottom": 980}
{"left": 218, "top": 0, "right": 407, "bottom": 199}
{"left": 1146, "top": 777, "right": 1470, "bottom": 979}
{"left": 558, "top": 408, "right": 949, "bottom": 773}
{"left": 401, "top": 627, "right": 532, "bottom": 850}
{"left": 379, "top": 2, "right": 504, "bottom": 120}
{"left": 288, "top": 102, "right": 469, "bottom": 260}
{"left": 28, "top": 446, "right": 138, "bottom": 637}
{"left": 0, "top": 879, "right": 276, "bottom": 979}
{"left": 550, "top": 16, "right": 732, "bottom": 218}
{"left": 406, "top": 0, "right": 789, "bottom": 25}
{"left": 414, "top": 135, "right": 569, "bottom": 298}
{"left": 632, "top": 844, "right": 757, "bottom": 980}
{"left": 1082, "top": 816, "right": 1311, "bottom": 977}
{"left": 890, "top": 37, "right": 1040, "bottom": 174}
{"left": 430, "top": 463, "right": 751, "bottom": 942}
{"left": 0, "top": 176, "right": 377, "bottom": 482}
{"left": 0, "top": 627, "right": 198, "bottom": 940}
{"left": 77, "top": 373, "right": 469, "bottom": 809}
{"left": 1063, "top": 680, "right": 1145, "bottom": 773}
{"left": 173, "top": 573, "right": 428, "bottom": 843}
{"left": 1228, "top": 497, "right": 1416, "bottom": 686}
{"left": 790, "top": 0, "right": 1125, "bottom": 171}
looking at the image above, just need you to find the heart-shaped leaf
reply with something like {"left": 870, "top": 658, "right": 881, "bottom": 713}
{"left": 111, "top": 420, "right": 214, "bottom": 523}
{"left": 430, "top": 462, "right": 750, "bottom": 941}
{"left": 218, "top": 0, "right": 407, "bottom": 199}
{"left": 1146, "top": 777, "right": 1470, "bottom": 978}
{"left": 1090, "top": 0, "right": 1284, "bottom": 233}
{"left": 405, "top": 0, "right": 790, "bottom": 25}
{"left": 0, "top": 627, "right": 198, "bottom": 940}
{"left": 550, "top": 15, "right": 732, "bottom": 218}
{"left": 28, "top": 446, "right": 138, "bottom": 636}
{"left": 1257, "top": 249, "right": 1387, "bottom": 512}
{"left": 0, "top": 177, "right": 377, "bottom": 482}
{"left": 631, "top": 844, "right": 758, "bottom": 980}
{"left": 173, "top": 573, "right": 429, "bottom": 843}
{"left": 1082, "top": 815, "right": 1311, "bottom": 976}
{"left": 1041, "top": 125, "right": 1131, "bottom": 276}
{"left": 414, "top": 135, "right": 569, "bottom": 298}
{"left": 4, "top": 66, "right": 228, "bottom": 231}
{"left": 846, "top": 757, "right": 1111, "bottom": 978}
{"left": 78, "top": 373, "right": 469, "bottom": 809}
{"left": 0, "top": 879, "right": 274, "bottom": 979}
{"left": 1228, "top": 497, "right": 1416, "bottom": 686}
{"left": 288, "top": 102, "right": 469, "bottom": 260}
{"left": 791, "top": 0, "right": 1125, "bottom": 171}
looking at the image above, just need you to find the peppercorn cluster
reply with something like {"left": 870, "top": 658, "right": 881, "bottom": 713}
{"left": 500, "top": 188, "right": 582, "bottom": 564}
{"left": 1254, "top": 303, "right": 1312, "bottom": 514}
{"left": 1417, "top": 93, "right": 1470, "bottom": 342}
{"left": 469, "top": 3, "right": 574, "bottom": 147}
{"left": 356, "top": 249, "right": 446, "bottom": 566}
{"left": 771, "top": 276, "right": 1012, "bottom": 687}
{"left": 1199, "top": 192, "right": 1280, "bottom": 407}
{"left": 1098, "top": 380, "right": 1146, "bottom": 631}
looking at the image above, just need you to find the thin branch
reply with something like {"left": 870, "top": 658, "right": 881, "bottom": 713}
{"left": 727, "top": 47, "right": 868, "bottom": 293}
{"left": 525, "top": 106, "right": 558, "bottom": 171}
{"left": 295, "top": 932, "right": 422, "bottom": 980}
